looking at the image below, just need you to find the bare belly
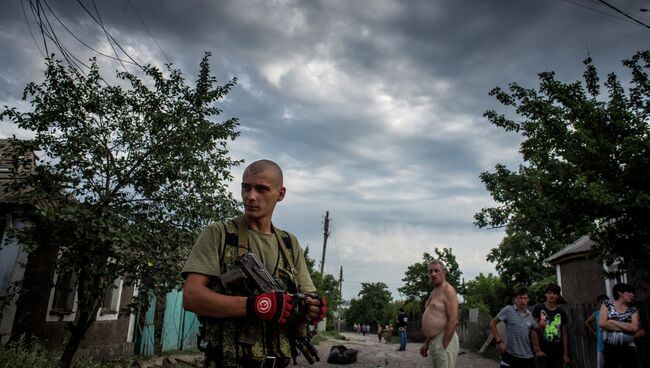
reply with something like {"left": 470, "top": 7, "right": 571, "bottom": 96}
{"left": 422, "top": 306, "right": 447, "bottom": 338}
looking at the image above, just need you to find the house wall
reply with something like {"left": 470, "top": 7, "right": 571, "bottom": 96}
{"left": 11, "top": 244, "right": 135, "bottom": 360}
{"left": 75, "top": 284, "right": 134, "bottom": 360}
{"left": 558, "top": 258, "right": 606, "bottom": 304}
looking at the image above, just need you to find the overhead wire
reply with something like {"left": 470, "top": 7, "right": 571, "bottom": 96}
{"left": 28, "top": 0, "right": 140, "bottom": 68}
{"left": 126, "top": 0, "right": 172, "bottom": 64}
{"left": 594, "top": 0, "right": 650, "bottom": 29}
{"left": 90, "top": 0, "right": 128, "bottom": 73}
{"left": 34, "top": 0, "right": 91, "bottom": 72}
{"left": 558, "top": 0, "right": 650, "bottom": 29}
{"left": 21, "top": 0, "right": 45, "bottom": 58}
{"left": 75, "top": 0, "right": 144, "bottom": 69}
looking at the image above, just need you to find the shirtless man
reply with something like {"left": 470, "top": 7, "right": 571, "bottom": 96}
{"left": 420, "top": 260, "right": 459, "bottom": 368}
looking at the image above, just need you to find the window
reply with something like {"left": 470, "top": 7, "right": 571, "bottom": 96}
{"left": 50, "top": 271, "right": 77, "bottom": 315}
{"left": 99, "top": 277, "right": 123, "bottom": 318}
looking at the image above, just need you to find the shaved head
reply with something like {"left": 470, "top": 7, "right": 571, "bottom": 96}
{"left": 244, "top": 159, "right": 283, "bottom": 187}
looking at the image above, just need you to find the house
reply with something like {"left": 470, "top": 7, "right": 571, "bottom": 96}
{"left": 545, "top": 234, "right": 649, "bottom": 304}
{"left": 0, "top": 139, "right": 137, "bottom": 359}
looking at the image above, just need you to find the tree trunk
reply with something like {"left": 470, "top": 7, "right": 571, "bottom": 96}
{"left": 153, "top": 293, "right": 166, "bottom": 355}
{"left": 59, "top": 271, "right": 101, "bottom": 368}
{"left": 60, "top": 309, "right": 93, "bottom": 368}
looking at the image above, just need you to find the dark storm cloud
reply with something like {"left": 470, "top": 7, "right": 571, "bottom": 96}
{"left": 2, "top": 0, "right": 649, "bottom": 299}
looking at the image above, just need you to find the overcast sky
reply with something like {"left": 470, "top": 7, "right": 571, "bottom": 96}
{"left": 1, "top": 0, "right": 648, "bottom": 300}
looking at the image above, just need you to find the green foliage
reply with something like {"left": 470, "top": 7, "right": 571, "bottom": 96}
{"left": 398, "top": 248, "right": 463, "bottom": 306}
{"left": 345, "top": 282, "right": 393, "bottom": 325}
{"left": 463, "top": 273, "right": 509, "bottom": 316}
{"left": 0, "top": 336, "right": 58, "bottom": 368}
{"left": 304, "top": 247, "right": 341, "bottom": 329}
{"left": 529, "top": 275, "right": 558, "bottom": 304}
{"left": 0, "top": 53, "right": 240, "bottom": 365}
{"left": 477, "top": 51, "right": 650, "bottom": 287}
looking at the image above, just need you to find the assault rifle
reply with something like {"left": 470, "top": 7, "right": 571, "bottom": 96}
{"left": 220, "top": 252, "right": 321, "bottom": 365}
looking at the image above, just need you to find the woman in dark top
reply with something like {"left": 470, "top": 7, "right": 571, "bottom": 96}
{"left": 598, "top": 283, "right": 639, "bottom": 368}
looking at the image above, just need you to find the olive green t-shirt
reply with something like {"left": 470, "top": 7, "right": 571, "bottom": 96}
{"left": 182, "top": 221, "right": 316, "bottom": 293}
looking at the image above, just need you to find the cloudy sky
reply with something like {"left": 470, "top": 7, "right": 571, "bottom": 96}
{"left": 1, "top": 0, "right": 648, "bottom": 300}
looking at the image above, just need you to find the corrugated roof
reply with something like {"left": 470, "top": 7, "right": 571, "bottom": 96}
{"left": 544, "top": 235, "right": 594, "bottom": 264}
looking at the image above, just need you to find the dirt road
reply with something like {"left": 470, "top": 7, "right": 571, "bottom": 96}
{"left": 304, "top": 332, "right": 499, "bottom": 368}
{"left": 159, "top": 332, "right": 499, "bottom": 368}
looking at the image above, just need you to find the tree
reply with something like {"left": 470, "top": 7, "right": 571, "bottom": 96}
{"left": 304, "top": 247, "right": 341, "bottom": 329}
{"left": 398, "top": 248, "right": 462, "bottom": 306}
{"left": 476, "top": 51, "right": 650, "bottom": 288}
{"left": 1, "top": 54, "right": 240, "bottom": 367}
{"left": 345, "top": 282, "right": 392, "bottom": 326}
{"left": 463, "top": 273, "right": 508, "bottom": 316}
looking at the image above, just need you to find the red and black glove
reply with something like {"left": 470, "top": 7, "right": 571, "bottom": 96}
{"left": 246, "top": 291, "right": 293, "bottom": 324}
{"left": 308, "top": 293, "right": 327, "bottom": 326}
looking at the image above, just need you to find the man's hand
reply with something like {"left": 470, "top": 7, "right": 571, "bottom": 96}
{"left": 496, "top": 341, "right": 506, "bottom": 354}
{"left": 535, "top": 350, "right": 545, "bottom": 358}
{"left": 306, "top": 294, "right": 326, "bottom": 325}
{"left": 247, "top": 291, "right": 293, "bottom": 324}
{"left": 419, "top": 342, "right": 429, "bottom": 357}
{"left": 563, "top": 355, "right": 570, "bottom": 364}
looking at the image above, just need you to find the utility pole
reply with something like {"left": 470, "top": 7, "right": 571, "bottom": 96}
{"left": 319, "top": 211, "right": 330, "bottom": 274}
{"left": 337, "top": 266, "right": 343, "bottom": 332}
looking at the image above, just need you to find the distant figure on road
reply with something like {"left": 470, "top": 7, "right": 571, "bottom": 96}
{"left": 383, "top": 324, "right": 393, "bottom": 343}
{"left": 532, "top": 283, "right": 569, "bottom": 368}
{"left": 489, "top": 286, "right": 541, "bottom": 368}
{"left": 584, "top": 294, "right": 609, "bottom": 368}
{"left": 397, "top": 307, "right": 408, "bottom": 351}
{"left": 419, "top": 260, "right": 459, "bottom": 368}
{"left": 377, "top": 323, "right": 383, "bottom": 343}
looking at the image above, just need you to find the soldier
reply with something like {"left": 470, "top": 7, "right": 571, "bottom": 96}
{"left": 182, "top": 159, "right": 326, "bottom": 367}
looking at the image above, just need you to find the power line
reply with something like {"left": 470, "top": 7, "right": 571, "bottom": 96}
{"left": 24, "top": 0, "right": 142, "bottom": 72}
{"left": 595, "top": 0, "right": 650, "bottom": 29}
{"left": 558, "top": 0, "right": 639, "bottom": 26}
{"left": 126, "top": 0, "right": 172, "bottom": 64}
{"left": 90, "top": 0, "right": 128, "bottom": 73}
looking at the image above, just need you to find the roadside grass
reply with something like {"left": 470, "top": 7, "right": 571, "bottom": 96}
{"left": 0, "top": 335, "right": 136, "bottom": 368}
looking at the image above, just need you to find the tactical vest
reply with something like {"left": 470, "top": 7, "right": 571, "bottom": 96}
{"left": 203, "top": 216, "right": 301, "bottom": 368}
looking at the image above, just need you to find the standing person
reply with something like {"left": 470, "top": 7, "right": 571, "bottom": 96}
{"left": 383, "top": 324, "right": 392, "bottom": 344}
{"left": 489, "top": 287, "right": 542, "bottom": 368}
{"left": 532, "top": 283, "right": 570, "bottom": 368}
{"left": 584, "top": 295, "right": 609, "bottom": 368}
{"left": 419, "top": 260, "right": 460, "bottom": 368}
{"left": 377, "top": 323, "right": 383, "bottom": 343}
{"left": 182, "top": 159, "right": 326, "bottom": 368}
{"left": 598, "top": 283, "right": 640, "bottom": 368}
{"left": 397, "top": 307, "right": 408, "bottom": 351}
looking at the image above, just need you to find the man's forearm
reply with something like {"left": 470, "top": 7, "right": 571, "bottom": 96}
{"left": 183, "top": 285, "right": 247, "bottom": 318}
{"left": 442, "top": 321, "right": 457, "bottom": 346}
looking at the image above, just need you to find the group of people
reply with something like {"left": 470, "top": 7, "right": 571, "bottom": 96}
{"left": 354, "top": 306, "right": 407, "bottom": 350}
{"left": 353, "top": 322, "right": 371, "bottom": 335}
{"left": 179, "top": 159, "right": 643, "bottom": 368}
{"left": 489, "top": 282, "right": 643, "bottom": 368}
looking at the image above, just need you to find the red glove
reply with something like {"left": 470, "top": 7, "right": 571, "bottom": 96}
{"left": 247, "top": 291, "right": 293, "bottom": 324}
{"left": 309, "top": 294, "right": 327, "bottom": 326}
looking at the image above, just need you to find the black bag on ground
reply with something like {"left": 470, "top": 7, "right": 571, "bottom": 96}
{"left": 327, "top": 345, "right": 359, "bottom": 364}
